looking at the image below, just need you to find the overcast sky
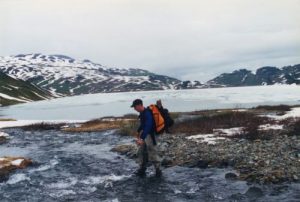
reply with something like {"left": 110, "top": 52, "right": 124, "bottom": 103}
{"left": 0, "top": 0, "right": 299, "bottom": 82}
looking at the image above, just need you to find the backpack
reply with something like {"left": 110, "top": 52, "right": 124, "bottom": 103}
{"left": 163, "top": 108, "right": 174, "bottom": 128}
{"left": 148, "top": 104, "right": 165, "bottom": 134}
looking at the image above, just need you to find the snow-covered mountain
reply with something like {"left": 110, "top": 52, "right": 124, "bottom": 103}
{"left": 0, "top": 54, "right": 197, "bottom": 96}
{"left": 207, "top": 65, "right": 300, "bottom": 87}
{"left": 1, "top": 53, "right": 298, "bottom": 101}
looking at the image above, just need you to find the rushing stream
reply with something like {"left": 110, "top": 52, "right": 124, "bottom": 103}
{"left": 0, "top": 128, "right": 299, "bottom": 202}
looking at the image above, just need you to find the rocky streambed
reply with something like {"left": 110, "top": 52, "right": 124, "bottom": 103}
{"left": 0, "top": 127, "right": 299, "bottom": 201}
{"left": 113, "top": 106, "right": 300, "bottom": 185}
{"left": 113, "top": 131, "right": 300, "bottom": 185}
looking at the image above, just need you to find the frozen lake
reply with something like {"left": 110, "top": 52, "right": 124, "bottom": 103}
{"left": 0, "top": 85, "right": 300, "bottom": 120}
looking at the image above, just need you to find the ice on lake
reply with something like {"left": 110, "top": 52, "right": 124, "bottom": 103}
{"left": 0, "top": 85, "right": 299, "bottom": 120}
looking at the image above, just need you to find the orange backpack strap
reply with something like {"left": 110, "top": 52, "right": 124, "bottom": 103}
{"left": 149, "top": 104, "right": 165, "bottom": 134}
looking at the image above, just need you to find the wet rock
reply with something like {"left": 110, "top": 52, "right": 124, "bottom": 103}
{"left": 111, "top": 144, "right": 137, "bottom": 157}
{"left": 158, "top": 142, "right": 169, "bottom": 152}
{"left": 229, "top": 193, "right": 245, "bottom": 201}
{"left": 0, "top": 157, "right": 32, "bottom": 182}
{"left": 0, "top": 137, "right": 6, "bottom": 144}
{"left": 245, "top": 187, "right": 264, "bottom": 198}
{"left": 0, "top": 170, "right": 9, "bottom": 182}
{"left": 0, "top": 157, "right": 32, "bottom": 169}
{"left": 225, "top": 172, "right": 238, "bottom": 180}
{"left": 0, "top": 132, "right": 9, "bottom": 144}
{"left": 215, "top": 160, "right": 229, "bottom": 168}
{"left": 293, "top": 175, "right": 299, "bottom": 181}
{"left": 161, "top": 157, "right": 173, "bottom": 167}
{"left": 195, "top": 160, "right": 209, "bottom": 169}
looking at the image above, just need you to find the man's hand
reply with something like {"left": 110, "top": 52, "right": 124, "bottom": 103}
{"left": 136, "top": 138, "right": 144, "bottom": 146}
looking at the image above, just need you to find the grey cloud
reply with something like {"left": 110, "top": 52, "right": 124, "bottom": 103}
{"left": 0, "top": 0, "right": 299, "bottom": 82}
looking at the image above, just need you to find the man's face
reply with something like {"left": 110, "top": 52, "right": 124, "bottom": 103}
{"left": 134, "top": 104, "right": 144, "bottom": 113}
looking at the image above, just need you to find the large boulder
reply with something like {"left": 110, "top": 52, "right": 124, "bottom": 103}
{"left": 0, "top": 157, "right": 32, "bottom": 182}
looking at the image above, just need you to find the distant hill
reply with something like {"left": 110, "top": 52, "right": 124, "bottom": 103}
{"left": 0, "top": 54, "right": 205, "bottom": 97}
{"left": 0, "top": 71, "right": 54, "bottom": 106}
{"left": 207, "top": 64, "right": 300, "bottom": 87}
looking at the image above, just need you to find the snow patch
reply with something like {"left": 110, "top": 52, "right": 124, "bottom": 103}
{"left": 11, "top": 159, "right": 24, "bottom": 166}
{"left": 264, "top": 107, "right": 300, "bottom": 120}
{"left": 0, "top": 93, "right": 27, "bottom": 102}
{"left": 232, "top": 109, "right": 248, "bottom": 112}
{"left": 0, "top": 132, "right": 10, "bottom": 137}
{"left": 0, "top": 120, "right": 87, "bottom": 129}
{"left": 213, "top": 127, "right": 244, "bottom": 136}
{"left": 259, "top": 124, "right": 283, "bottom": 130}
{"left": 186, "top": 134, "right": 225, "bottom": 145}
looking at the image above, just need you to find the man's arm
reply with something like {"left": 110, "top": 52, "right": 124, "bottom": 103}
{"left": 140, "top": 110, "right": 153, "bottom": 140}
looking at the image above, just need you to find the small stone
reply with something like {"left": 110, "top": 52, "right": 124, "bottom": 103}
{"left": 230, "top": 193, "right": 245, "bottom": 200}
{"left": 111, "top": 144, "right": 136, "bottom": 155}
{"left": 196, "top": 160, "right": 209, "bottom": 169}
{"left": 293, "top": 175, "right": 299, "bottom": 181}
{"left": 245, "top": 187, "right": 264, "bottom": 198}
{"left": 225, "top": 172, "right": 238, "bottom": 180}
{"left": 273, "top": 170, "right": 284, "bottom": 179}
{"left": 161, "top": 157, "right": 173, "bottom": 167}
{"left": 0, "top": 137, "right": 6, "bottom": 144}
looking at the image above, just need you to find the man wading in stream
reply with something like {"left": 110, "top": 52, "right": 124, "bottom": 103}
{"left": 131, "top": 99, "right": 162, "bottom": 177}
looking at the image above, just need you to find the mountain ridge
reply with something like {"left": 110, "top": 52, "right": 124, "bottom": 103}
{"left": 0, "top": 53, "right": 206, "bottom": 97}
{"left": 207, "top": 64, "right": 300, "bottom": 86}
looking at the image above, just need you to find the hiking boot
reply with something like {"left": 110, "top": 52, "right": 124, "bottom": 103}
{"left": 134, "top": 167, "right": 146, "bottom": 177}
{"left": 155, "top": 168, "right": 162, "bottom": 177}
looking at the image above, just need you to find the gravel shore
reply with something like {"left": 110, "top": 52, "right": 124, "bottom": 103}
{"left": 112, "top": 108, "right": 300, "bottom": 184}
